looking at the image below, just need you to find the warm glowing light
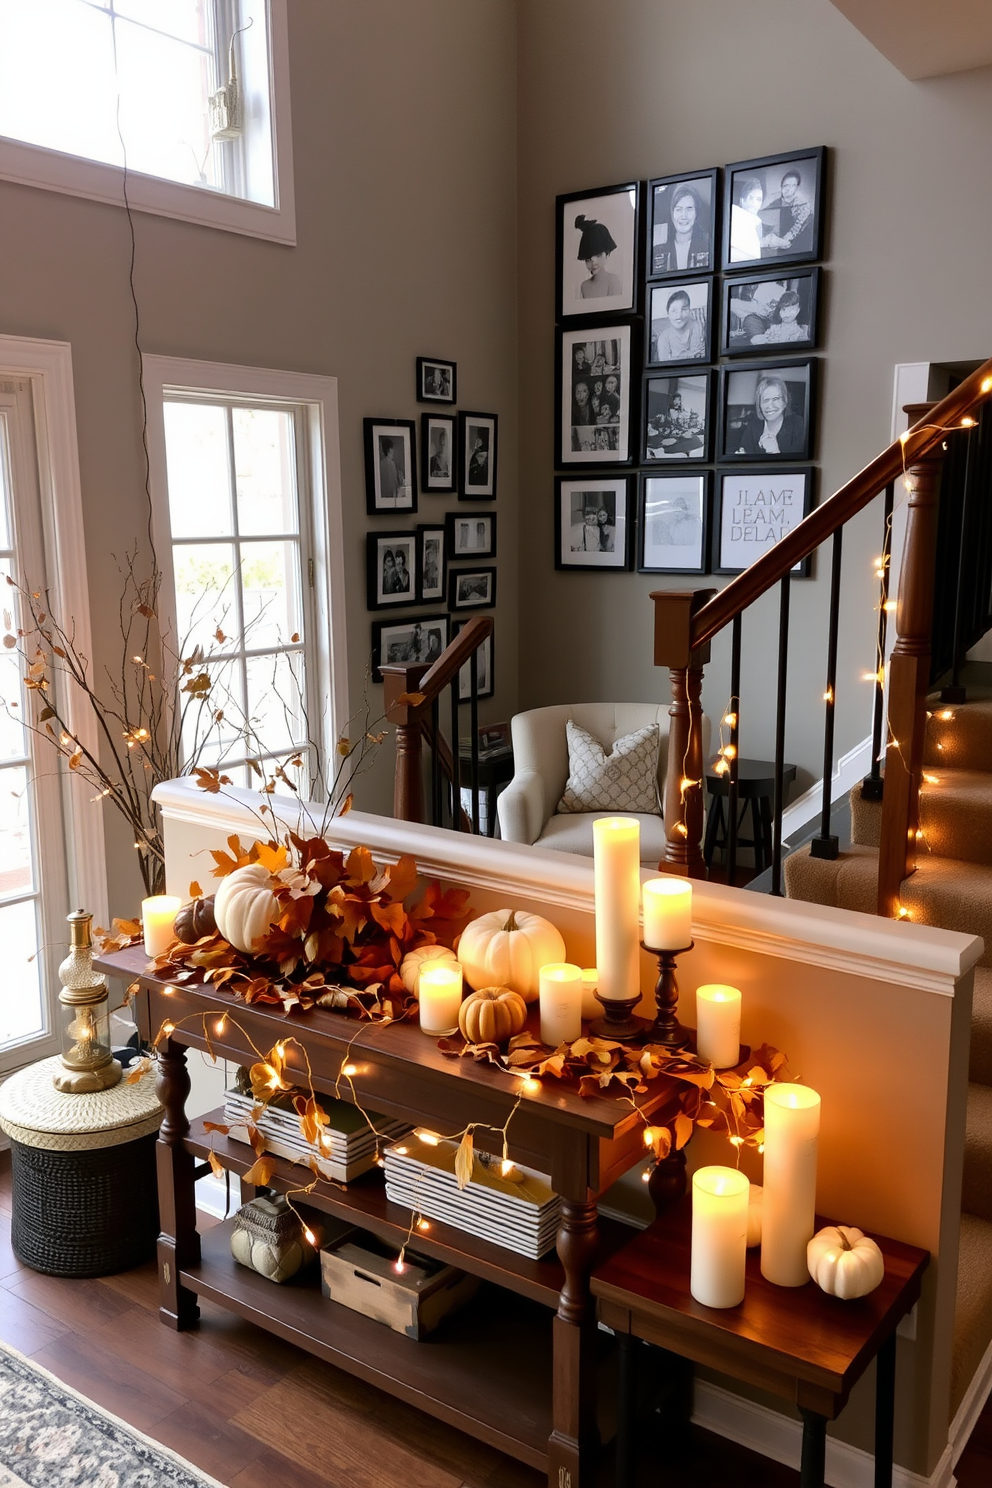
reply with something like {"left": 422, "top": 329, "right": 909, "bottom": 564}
{"left": 643, "top": 1128, "right": 655, "bottom": 1148}
{"left": 862, "top": 671, "right": 877, "bottom": 682}
{"left": 897, "top": 905, "right": 911, "bottom": 920}
{"left": 341, "top": 1062, "right": 358, "bottom": 1077}
{"left": 395, "top": 1145, "right": 408, "bottom": 1156}
{"left": 523, "top": 1077, "right": 542, "bottom": 1095}
{"left": 417, "top": 1219, "right": 430, "bottom": 1232}
{"left": 937, "top": 742, "right": 944, "bottom": 750}
{"left": 723, "top": 744, "right": 736, "bottom": 760}
{"left": 982, "top": 377, "right": 992, "bottom": 394}
{"left": 393, "top": 1259, "right": 405, "bottom": 1274}
{"left": 500, "top": 1160, "right": 515, "bottom": 1177}
{"left": 883, "top": 601, "right": 896, "bottom": 612}
{"left": 822, "top": 688, "right": 833, "bottom": 704}
{"left": 214, "top": 1017, "right": 226, "bottom": 1034}
{"left": 939, "top": 709, "right": 955, "bottom": 721}
{"left": 916, "top": 830, "right": 924, "bottom": 841}
{"left": 641, "top": 1169, "right": 651, "bottom": 1183}
{"left": 376, "top": 1157, "right": 386, "bottom": 1168}
{"left": 162, "top": 1020, "right": 175, "bottom": 1036}
{"left": 274, "top": 1043, "right": 286, "bottom": 1060}
{"left": 679, "top": 777, "right": 698, "bottom": 793}
{"left": 722, "top": 712, "right": 737, "bottom": 728}
{"left": 758, "top": 1142, "right": 765, "bottom": 1154}
{"left": 729, "top": 1135, "right": 744, "bottom": 1147}
{"left": 899, "top": 429, "right": 910, "bottom": 444}
{"left": 923, "top": 773, "right": 938, "bottom": 784}
{"left": 417, "top": 1130, "right": 440, "bottom": 1145}
{"left": 713, "top": 759, "right": 729, "bottom": 776}
{"left": 303, "top": 1227, "right": 316, "bottom": 1246}
{"left": 961, "top": 416, "right": 977, "bottom": 427}
{"left": 675, "top": 822, "right": 688, "bottom": 838}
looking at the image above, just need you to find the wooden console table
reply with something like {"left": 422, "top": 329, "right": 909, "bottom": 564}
{"left": 97, "top": 946, "right": 679, "bottom": 1488}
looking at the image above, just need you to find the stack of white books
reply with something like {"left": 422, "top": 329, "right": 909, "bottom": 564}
{"left": 224, "top": 1086, "right": 410, "bottom": 1185}
{"left": 384, "top": 1132, "right": 562, "bottom": 1259}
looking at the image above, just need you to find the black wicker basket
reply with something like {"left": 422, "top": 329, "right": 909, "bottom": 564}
{"left": 10, "top": 1132, "right": 160, "bottom": 1277}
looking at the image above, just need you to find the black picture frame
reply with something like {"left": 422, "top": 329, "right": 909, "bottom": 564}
{"left": 416, "top": 357, "right": 457, "bottom": 404}
{"left": 446, "top": 510, "right": 497, "bottom": 559}
{"left": 417, "top": 523, "right": 446, "bottom": 604}
{"left": 363, "top": 418, "right": 417, "bottom": 515}
{"left": 642, "top": 370, "right": 713, "bottom": 463}
{"left": 718, "top": 358, "right": 818, "bottom": 463}
{"left": 448, "top": 565, "right": 497, "bottom": 611}
{"left": 715, "top": 466, "right": 816, "bottom": 577}
{"left": 721, "top": 268, "right": 821, "bottom": 357}
{"left": 646, "top": 168, "right": 719, "bottom": 279}
{"left": 371, "top": 614, "right": 449, "bottom": 683}
{"left": 722, "top": 146, "right": 826, "bottom": 272}
{"left": 557, "top": 324, "right": 636, "bottom": 467}
{"left": 637, "top": 473, "right": 710, "bottom": 575}
{"left": 646, "top": 277, "right": 715, "bottom": 368}
{"left": 453, "top": 619, "right": 494, "bottom": 701}
{"left": 554, "top": 477, "right": 633, "bottom": 571}
{"left": 458, "top": 411, "right": 497, "bottom": 500}
{"left": 556, "top": 181, "right": 640, "bottom": 324}
{"left": 420, "top": 413, "right": 456, "bottom": 493}
{"left": 366, "top": 529, "right": 418, "bottom": 611}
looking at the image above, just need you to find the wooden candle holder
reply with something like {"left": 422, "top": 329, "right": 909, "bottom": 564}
{"left": 641, "top": 940, "right": 694, "bottom": 1048}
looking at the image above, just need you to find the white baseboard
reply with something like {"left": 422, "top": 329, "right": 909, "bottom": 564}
{"left": 196, "top": 1168, "right": 237, "bottom": 1220}
{"left": 949, "top": 1330, "right": 992, "bottom": 1469}
{"left": 781, "top": 735, "right": 874, "bottom": 842}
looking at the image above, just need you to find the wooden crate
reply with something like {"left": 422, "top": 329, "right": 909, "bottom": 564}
{"left": 319, "top": 1228, "right": 479, "bottom": 1340}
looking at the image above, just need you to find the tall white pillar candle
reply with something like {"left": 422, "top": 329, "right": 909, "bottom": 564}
{"left": 695, "top": 984, "right": 742, "bottom": 1069}
{"left": 540, "top": 963, "right": 583, "bottom": 1046}
{"left": 641, "top": 877, "right": 693, "bottom": 950}
{"left": 593, "top": 817, "right": 641, "bottom": 1002}
{"left": 691, "top": 1165, "right": 749, "bottom": 1308}
{"left": 761, "top": 1083, "right": 821, "bottom": 1286}
{"left": 418, "top": 964, "right": 464, "bottom": 1036}
{"left": 142, "top": 896, "right": 182, "bottom": 957}
{"left": 580, "top": 968, "right": 600, "bottom": 1021}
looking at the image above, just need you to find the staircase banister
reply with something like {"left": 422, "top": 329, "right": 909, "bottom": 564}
{"left": 690, "top": 355, "right": 992, "bottom": 652}
{"left": 417, "top": 614, "right": 493, "bottom": 701}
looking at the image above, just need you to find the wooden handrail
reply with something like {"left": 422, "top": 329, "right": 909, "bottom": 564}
{"left": 418, "top": 615, "right": 493, "bottom": 700}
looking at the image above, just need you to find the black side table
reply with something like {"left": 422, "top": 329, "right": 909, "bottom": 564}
{"left": 457, "top": 744, "right": 514, "bottom": 837}
{"left": 704, "top": 757, "right": 797, "bottom": 873}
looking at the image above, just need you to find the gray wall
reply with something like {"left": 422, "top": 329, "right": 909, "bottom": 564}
{"left": 517, "top": 0, "right": 992, "bottom": 794}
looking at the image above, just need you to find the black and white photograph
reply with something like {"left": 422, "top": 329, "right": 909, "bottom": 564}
{"left": 721, "top": 269, "right": 821, "bottom": 356}
{"left": 720, "top": 360, "right": 816, "bottom": 462}
{"left": 371, "top": 614, "right": 448, "bottom": 683}
{"left": 418, "top": 524, "right": 446, "bottom": 603}
{"left": 453, "top": 620, "right": 494, "bottom": 701}
{"left": 647, "top": 169, "right": 718, "bottom": 278}
{"left": 554, "top": 477, "right": 632, "bottom": 570}
{"left": 421, "top": 413, "right": 455, "bottom": 493}
{"left": 647, "top": 279, "right": 713, "bottom": 366}
{"left": 416, "top": 357, "right": 457, "bottom": 404}
{"left": 459, "top": 411, "right": 497, "bottom": 500}
{"left": 558, "top": 325, "right": 634, "bottom": 465}
{"left": 363, "top": 418, "right": 417, "bottom": 515}
{"left": 366, "top": 530, "right": 418, "bottom": 610}
{"left": 448, "top": 566, "right": 496, "bottom": 611}
{"left": 556, "top": 182, "right": 639, "bottom": 321}
{"left": 723, "top": 147, "right": 826, "bottom": 270}
{"left": 638, "top": 474, "right": 709, "bottom": 574}
{"left": 716, "top": 467, "right": 816, "bottom": 576}
{"left": 643, "top": 372, "right": 711, "bottom": 461}
{"left": 447, "top": 511, "right": 496, "bottom": 558}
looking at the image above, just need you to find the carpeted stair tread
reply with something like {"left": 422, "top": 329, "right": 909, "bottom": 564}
{"left": 971, "top": 968, "right": 992, "bottom": 1085}
{"left": 926, "top": 700, "right": 992, "bottom": 773}
{"left": 962, "top": 1083, "right": 992, "bottom": 1224}
{"left": 782, "top": 842, "right": 879, "bottom": 915}
{"left": 952, "top": 1212, "right": 992, "bottom": 1416}
{"left": 900, "top": 857, "right": 992, "bottom": 968}
{"left": 850, "top": 788, "right": 882, "bottom": 850}
{"left": 917, "top": 768, "right": 992, "bottom": 867}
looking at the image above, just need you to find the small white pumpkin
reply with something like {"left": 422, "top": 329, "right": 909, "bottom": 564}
{"left": 457, "top": 908, "right": 567, "bottom": 1003}
{"left": 807, "top": 1225, "right": 884, "bottom": 1299}
{"left": 400, "top": 943, "right": 458, "bottom": 994}
{"left": 214, "top": 863, "right": 281, "bottom": 954}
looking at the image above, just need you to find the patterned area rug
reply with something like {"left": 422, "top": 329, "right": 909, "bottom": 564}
{"left": 0, "top": 1340, "right": 226, "bottom": 1487}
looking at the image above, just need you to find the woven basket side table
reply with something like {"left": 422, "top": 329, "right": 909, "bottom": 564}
{"left": 0, "top": 1056, "right": 162, "bottom": 1277}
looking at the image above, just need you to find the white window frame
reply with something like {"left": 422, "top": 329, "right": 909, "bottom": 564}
{"left": 142, "top": 355, "right": 348, "bottom": 791}
{"left": 0, "top": 0, "right": 295, "bottom": 245}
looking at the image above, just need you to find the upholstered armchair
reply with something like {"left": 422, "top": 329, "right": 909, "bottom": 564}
{"left": 496, "top": 702, "right": 711, "bottom": 864}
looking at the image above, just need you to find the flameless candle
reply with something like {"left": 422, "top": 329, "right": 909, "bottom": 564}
{"left": 593, "top": 817, "right": 641, "bottom": 1002}
{"left": 641, "top": 876, "right": 692, "bottom": 950}
{"left": 418, "top": 964, "right": 463, "bottom": 1037}
{"left": 580, "top": 968, "right": 600, "bottom": 1021}
{"left": 142, "top": 896, "right": 182, "bottom": 958}
{"left": 691, "top": 1165, "right": 749, "bottom": 1308}
{"left": 539, "top": 963, "right": 583, "bottom": 1046}
{"left": 747, "top": 1184, "right": 763, "bottom": 1248}
{"left": 761, "top": 1083, "right": 821, "bottom": 1286}
{"left": 695, "top": 984, "right": 742, "bottom": 1069}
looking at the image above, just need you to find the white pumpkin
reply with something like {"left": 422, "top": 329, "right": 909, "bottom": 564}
{"left": 215, "top": 863, "right": 281, "bottom": 953}
{"left": 457, "top": 908, "right": 567, "bottom": 1003}
{"left": 400, "top": 943, "right": 458, "bottom": 994}
{"left": 807, "top": 1225, "right": 884, "bottom": 1299}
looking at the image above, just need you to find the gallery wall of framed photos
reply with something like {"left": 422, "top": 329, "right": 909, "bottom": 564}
{"left": 554, "top": 148, "right": 827, "bottom": 579}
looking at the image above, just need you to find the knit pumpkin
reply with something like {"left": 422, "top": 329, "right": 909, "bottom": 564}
{"left": 214, "top": 864, "right": 281, "bottom": 954}
{"left": 458, "top": 987, "right": 529, "bottom": 1046}
{"left": 806, "top": 1225, "right": 884, "bottom": 1299}
{"left": 173, "top": 895, "right": 217, "bottom": 945}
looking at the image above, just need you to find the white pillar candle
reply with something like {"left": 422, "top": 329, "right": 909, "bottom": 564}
{"left": 593, "top": 817, "right": 641, "bottom": 1002}
{"left": 691, "top": 1165, "right": 749, "bottom": 1309}
{"left": 761, "top": 1083, "right": 821, "bottom": 1287}
{"left": 418, "top": 964, "right": 464, "bottom": 1036}
{"left": 580, "top": 968, "right": 600, "bottom": 1021}
{"left": 641, "top": 877, "right": 693, "bottom": 950}
{"left": 142, "top": 896, "right": 182, "bottom": 957}
{"left": 747, "top": 1184, "right": 763, "bottom": 1248}
{"left": 695, "top": 984, "right": 742, "bottom": 1069}
{"left": 540, "top": 963, "right": 583, "bottom": 1046}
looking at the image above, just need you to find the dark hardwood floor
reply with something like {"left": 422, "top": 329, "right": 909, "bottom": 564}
{"left": 0, "top": 1152, "right": 985, "bottom": 1487}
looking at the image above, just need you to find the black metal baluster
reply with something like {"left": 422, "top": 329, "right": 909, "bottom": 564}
{"left": 450, "top": 678, "right": 462, "bottom": 830}
{"left": 430, "top": 696, "right": 442, "bottom": 828}
{"left": 862, "top": 484, "right": 894, "bottom": 802}
{"left": 726, "top": 615, "right": 742, "bottom": 887}
{"left": 771, "top": 573, "right": 791, "bottom": 896}
{"left": 811, "top": 528, "right": 843, "bottom": 859}
{"left": 470, "top": 651, "right": 480, "bottom": 834}
{"left": 941, "top": 426, "right": 976, "bottom": 704}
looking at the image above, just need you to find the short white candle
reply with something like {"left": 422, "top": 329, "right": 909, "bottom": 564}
{"left": 747, "top": 1184, "right": 763, "bottom": 1248}
{"left": 695, "top": 984, "right": 742, "bottom": 1069}
{"left": 418, "top": 964, "right": 464, "bottom": 1036}
{"left": 580, "top": 968, "right": 600, "bottom": 1021}
{"left": 142, "top": 896, "right": 182, "bottom": 958}
{"left": 761, "top": 1083, "right": 821, "bottom": 1287}
{"left": 593, "top": 817, "right": 641, "bottom": 1002}
{"left": 642, "top": 877, "right": 692, "bottom": 950}
{"left": 540, "top": 963, "right": 583, "bottom": 1046}
{"left": 691, "top": 1165, "right": 749, "bottom": 1309}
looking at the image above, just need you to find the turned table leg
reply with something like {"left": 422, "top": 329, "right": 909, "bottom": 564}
{"left": 549, "top": 1196, "right": 600, "bottom": 1488}
{"left": 155, "top": 1038, "right": 201, "bottom": 1330}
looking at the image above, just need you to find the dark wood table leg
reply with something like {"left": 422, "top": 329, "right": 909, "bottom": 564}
{"left": 703, "top": 793, "right": 722, "bottom": 868}
{"left": 874, "top": 1331, "right": 897, "bottom": 1488}
{"left": 155, "top": 1038, "right": 201, "bottom": 1331}
{"left": 799, "top": 1408, "right": 827, "bottom": 1488}
{"left": 549, "top": 1196, "right": 600, "bottom": 1488}
{"left": 615, "top": 1329, "right": 636, "bottom": 1488}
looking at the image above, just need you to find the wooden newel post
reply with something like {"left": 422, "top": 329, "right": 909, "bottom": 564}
{"left": 650, "top": 589, "right": 716, "bottom": 878}
{"left": 381, "top": 662, "right": 429, "bottom": 823}
{"left": 876, "top": 406, "right": 945, "bottom": 918}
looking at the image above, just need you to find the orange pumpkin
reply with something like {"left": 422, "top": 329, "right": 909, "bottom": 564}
{"left": 458, "top": 987, "right": 528, "bottom": 1046}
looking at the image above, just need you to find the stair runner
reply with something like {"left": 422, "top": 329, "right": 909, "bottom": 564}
{"left": 784, "top": 699, "right": 992, "bottom": 1419}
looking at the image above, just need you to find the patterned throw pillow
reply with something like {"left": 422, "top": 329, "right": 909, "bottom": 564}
{"left": 557, "top": 720, "right": 661, "bottom": 815}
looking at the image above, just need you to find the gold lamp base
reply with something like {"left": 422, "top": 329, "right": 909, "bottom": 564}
{"left": 52, "top": 1057, "right": 123, "bottom": 1094}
